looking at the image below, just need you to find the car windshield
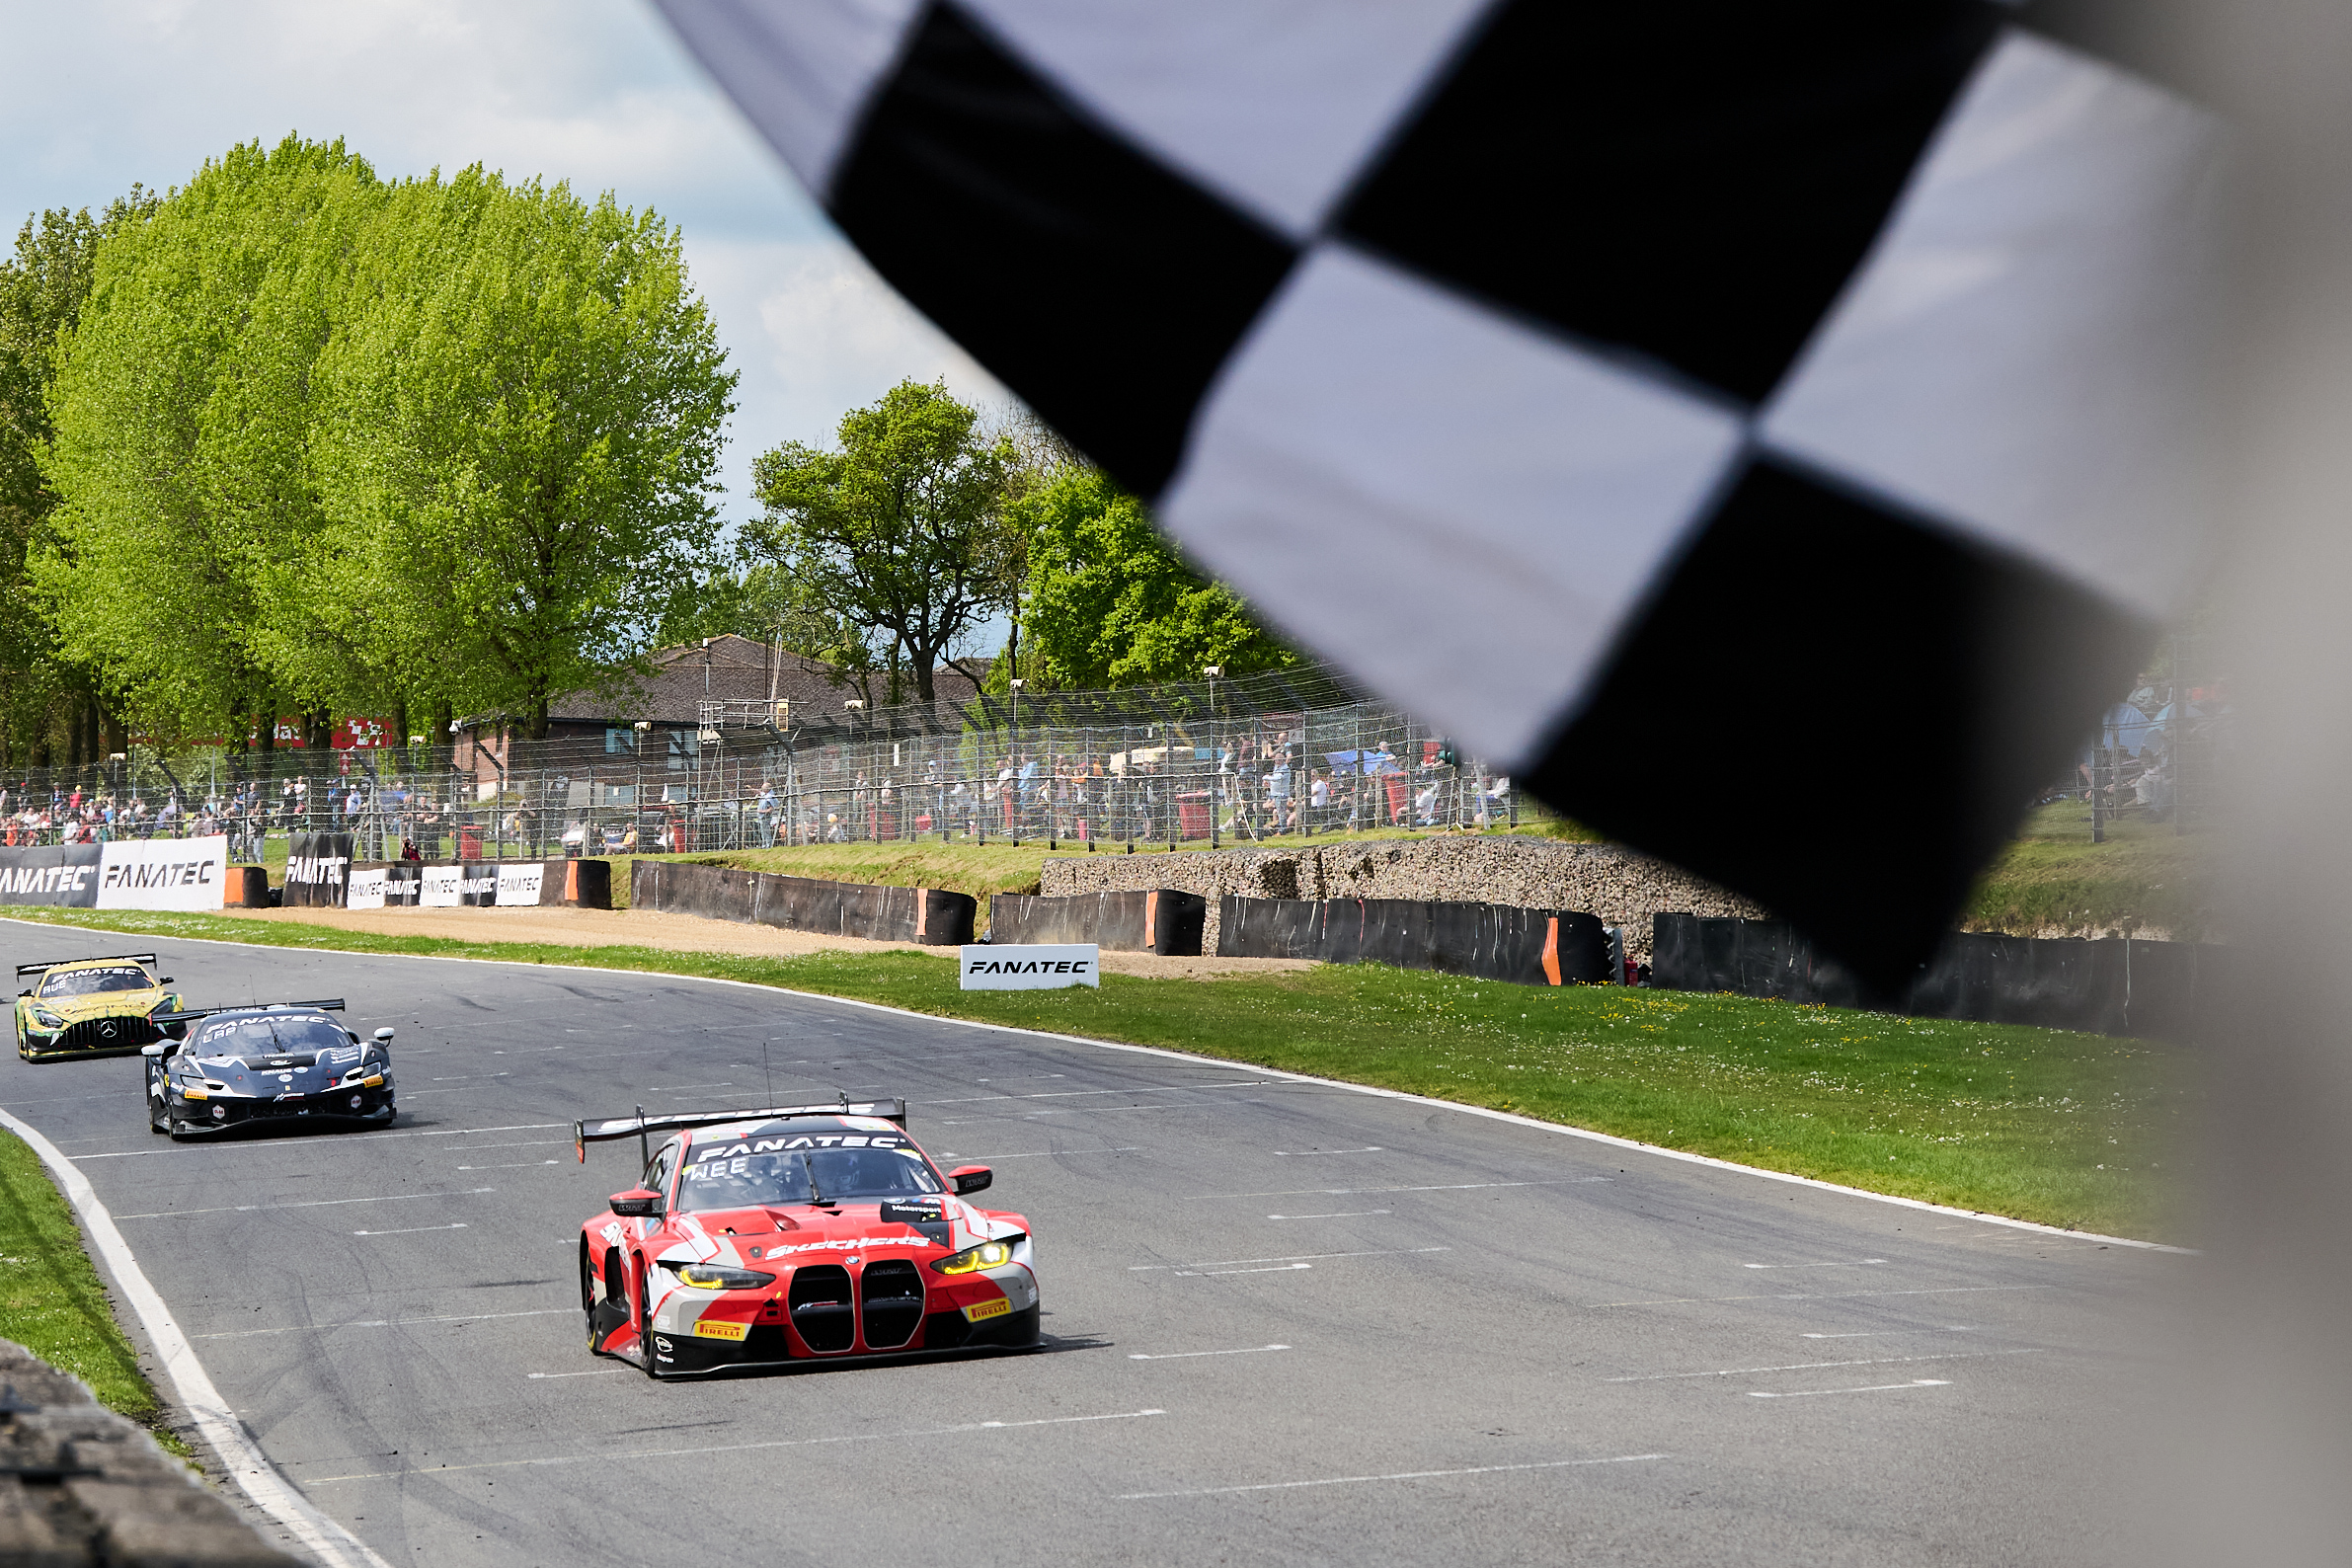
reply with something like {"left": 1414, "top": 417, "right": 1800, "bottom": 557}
{"left": 39, "top": 966, "right": 151, "bottom": 997}
{"left": 676, "top": 1140, "right": 944, "bottom": 1213}
{"left": 189, "top": 1015, "right": 351, "bottom": 1058}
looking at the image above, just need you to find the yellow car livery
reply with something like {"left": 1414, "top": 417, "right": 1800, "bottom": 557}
{"left": 14, "top": 954, "right": 183, "bottom": 1062}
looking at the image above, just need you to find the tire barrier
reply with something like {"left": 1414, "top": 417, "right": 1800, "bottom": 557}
{"left": 0, "top": 1335, "right": 301, "bottom": 1565}
{"left": 1649, "top": 913, "right": 2229, "bottom": 1040}
{"left": 221, "top": 865, "right": 270, "bottom": 907}
{"left": 630, "top": 859, "right": 975, "bottom": 946}
{"left": 1216, "top": 896, "right": 1611, "bottom": 986}
{"left": 986, "top": 891, "right": 1207, "bottom": 955}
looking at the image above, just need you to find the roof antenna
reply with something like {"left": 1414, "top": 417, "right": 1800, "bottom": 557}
{"left": 836, "top": 1087, "right": 849, "bottom": 1112}
{"left": 636, "top": 1104, "right": 649, "bottom": 1173}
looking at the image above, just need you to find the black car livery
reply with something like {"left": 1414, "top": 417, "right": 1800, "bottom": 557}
{"left": 143, "top": 1000, "right": 396, "bottom": 1138}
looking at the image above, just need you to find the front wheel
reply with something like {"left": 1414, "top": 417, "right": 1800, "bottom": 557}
{"left": 638, "top": 1267, "right": 665, "bottom": 1381}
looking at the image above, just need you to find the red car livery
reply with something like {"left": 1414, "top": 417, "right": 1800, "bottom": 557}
{"left": 575, "top": 1100, "right": 1040, "bottom": 1377}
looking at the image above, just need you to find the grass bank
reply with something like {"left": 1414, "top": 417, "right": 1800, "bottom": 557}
{"left": 0, "top": 1130, "right": 191, "bottom": 1455}
{"left": 1965, "top": 804, "right": 2219, "bottom": 941}
{"left": 1, "top": 907, "right": 2186, "bottom": 1240}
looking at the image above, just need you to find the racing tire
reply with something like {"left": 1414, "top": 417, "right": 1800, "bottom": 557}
{"left": 580, "top": 1243, "right": 601, "bottom": 1352}
{"left": 637, "top": 1266, "right": 665, "bottom": 1381}
{"left": 148, "top": 1094, "right": 168, "bottom": 1135}
{"left": 166, "top": 1112, "right": 196, "bottom": 1142}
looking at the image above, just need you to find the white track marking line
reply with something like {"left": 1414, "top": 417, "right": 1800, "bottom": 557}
{"left": 305, "top": 1407, "right": 1169, "bottom": 1484}
{"left": 68, "top": 1125, "right": 572, "bottom": 1161}
{"left": 1273, "top": 1147, "right": 1382, "bottom": 1155}
{"left": 447, "top": 1140, "right": 569, "bottom": 1151}
{"left": 353, "top": 1223, "right": 469, "bottom": 1237}
{"left": 926, "top": 1081, "right": 1267, "bottom": 1104}
{"left": 1133, "top": 1247, "right": 1450, "bottom": 1272}
{"left": 526, "top": 1370, "right": 622, "bottom": 1378}
{"left": 115, "top": 1187, "right": 494, "bottom": 1220}
{"left": 645, "top": 1082, "right": 733, "bottom": 1091}
{"left": 455, "top": 1161, "right": 561, "bottom": 1169}
{"left": 1744, "top": 1259, "right": 1888, "bottom": 1270}
{"left": 192, "top": 1307, "right": 574, "bottom": 1341}
{"left": 3, "top": 917, "right": 2194, "bottom": 1251}
{"left": 0, "top": 1104, "right": 393, "bottom": 1568}
{"left": 1130, "top": 1345, "right": 1291, "bottom": 1361}
{"left": 1185, "top": 1263, "right": 1312, "bottom": 1276}
{"left": 1751, "top": 1378, "right": 1951, "bottom": 1399}
{"left": 1192, "top": 1179, "right": 1608, "bottom": 1199}
{"left": 1803, "top": 1326, "right": 1974, "bottom": 1339}
{"left": 932, "top": 1148, "right": 1142, "bottom": 1160}
{"left": 1605, "top": 1349, "right": 2041, "bottom": 1382}
{"left": 1587, "top": 1284, "right": 2051, "bottom": 1309}
{"left": 1119, "top": 1451, "right": 1667, "bottom": 1500}
{"left": 1268, "top": 1211, "right": 1391, "bottom": 1220}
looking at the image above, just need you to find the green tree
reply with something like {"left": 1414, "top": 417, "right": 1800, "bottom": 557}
{"left": 0, "top": 189, "right": 158, "bottom": 764}
{"left": 36, "top": 137, "right": 375, "bottom": 745}
{"left": 306, "top": 168, "right": 737, "bottom": 739}
{"left": 1011, "top": 467, "right": 1295, "bottom": 688}
{"left": 745, "top": 379, "right": 1019, "bottom": 705}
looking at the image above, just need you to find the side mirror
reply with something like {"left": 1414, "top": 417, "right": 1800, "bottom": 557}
{"left": 608, "top": 1189, "right": 665, "bottom": 1218}
{"left": 950, "top": 1165, "right": 992, "bottom": 1196}
{"left": 139, "top": 1043, "right": 170, "bottom": 1058}
{"left": 159, "top": 977, "right": 174, "bottom": 985}
{"left": 372, "top": 1027, "right": 395, "bottom": 1042}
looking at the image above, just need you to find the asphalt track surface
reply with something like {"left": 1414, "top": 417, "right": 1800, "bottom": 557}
{"left": 2, "top": 927, "right": 2182, "bottom": 1567}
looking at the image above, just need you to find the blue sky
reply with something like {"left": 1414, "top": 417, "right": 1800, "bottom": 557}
{"left": 0, "top": 0, "right": 1012, "bottom": 557}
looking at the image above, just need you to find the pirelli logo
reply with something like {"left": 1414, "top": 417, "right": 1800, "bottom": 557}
{"left": 959, "top": 943, "right": 1101, "bottom": 992}
{"left": 963, "top": 1297, "right": 1012, "bottom": 1323}
{"left": 693, "top": 1319, "right": 749, "bottom": 1341}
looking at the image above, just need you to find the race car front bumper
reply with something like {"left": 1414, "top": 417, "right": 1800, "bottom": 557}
{"left": 21, "top": 1013, "right": 169, "bottom": 1061}
{"left": 645, "top": 1260, "right": 1040, "bottom": 1374}
{"left": 172, "top": 1086, "right": 396, "bottom": 1133}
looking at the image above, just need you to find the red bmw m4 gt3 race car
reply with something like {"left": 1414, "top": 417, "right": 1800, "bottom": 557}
{"left": 575, "top": 1100, "right": 1040, "bottom": 1378}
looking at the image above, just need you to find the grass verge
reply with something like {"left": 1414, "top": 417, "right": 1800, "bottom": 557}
{"left": 1966, "top": 804, "right": 2218, "bottom": 941}
{"left": 0, "top": 1130, "right": 195, "bottom": 1457}
{"left": 1, "top": 906, "right": 2185, "bottom": 1241}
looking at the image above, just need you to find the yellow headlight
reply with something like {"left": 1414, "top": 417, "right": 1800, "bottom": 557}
{"left": 933, "top": 1239, "right": 1015, "bottom": 1276}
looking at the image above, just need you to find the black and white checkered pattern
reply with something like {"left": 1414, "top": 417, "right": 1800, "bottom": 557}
{"left": 657, "top": 0, "right": 2225, "bottom": 987}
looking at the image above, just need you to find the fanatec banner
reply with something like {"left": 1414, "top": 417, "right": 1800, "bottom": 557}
{"left": 0, "top": 836, "right": 228, "bottom": 910}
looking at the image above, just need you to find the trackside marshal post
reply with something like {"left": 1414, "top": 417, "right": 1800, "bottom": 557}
{"left": 960, "top": 944, "right": 1100, "bottom": 990}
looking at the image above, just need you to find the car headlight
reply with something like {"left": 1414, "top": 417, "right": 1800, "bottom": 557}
{"left": 31, "top": 1008, "right": 66, "bottom": 1030}
{"left": 932, "top": 1238, "right": 1018, "bottom": 1276}
{"left": 664, "top": 1262, "right": 775, "bottom": 1291}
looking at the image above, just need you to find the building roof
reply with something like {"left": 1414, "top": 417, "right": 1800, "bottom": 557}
{"left": 543, "top": 635, "right": 989, "bottom": 728}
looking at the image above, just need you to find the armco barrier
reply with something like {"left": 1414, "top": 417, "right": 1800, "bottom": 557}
{"left": 1217, "top": 896, "right": 1611, "bottom": 985}
{"left": 631, "top": 860, "right": 975, "bottom": 945}
{"left": 987, "top": 890, "right": 1207, "bottom": 955}
{"left": 1649, "top": 914, "right": 2229, "bottom": 1040}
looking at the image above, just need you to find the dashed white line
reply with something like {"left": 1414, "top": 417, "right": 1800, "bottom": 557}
{"left": 115, "top": 1188, "right": 494, "bottom": 1220}
{"left": 526, "top": 1370, "right": 622, "bottom": 1379}
{"left": 1268, "top": 1211, "right": 1391, "bottom": 1220}
{"left": 306, "top": 1407, "right": 1169, "bottom": 1484}
{"left": 1751, "top": 1379, "right": 1951, "bottom": 1399}
{"left": 1604, "top": 1349, "right": 2041, "bottom": 1382}
{"left": 1803, "top": 1326, "right": 1974, "bottom": 1340}
{"left": 1273, "top": 1147, "right": 1381, "bottom": 1156}
{"left": 455, "top": 1162, "right": 561, "bottom": 1170}
{"left": 1587, "top": 1284, "right": 2050, "bottom": 1309}
{"left": 1132, "top": 1247, "right": 1450, "bottom": 1273}
{"left": 353, "top": 1223, "right": 469, "bottom": 1237}
{"left": 1191, "top": 1179, "right": 1608, "bottom": 1200}
{"left": 926, "top": 1081, "right": 1267, "bottom": 1105}
{"left": 192, "top": 1307, "right": 574, "bottom": 1341}
{"left": 1130, "top": 1345, "right": 1292, "bottom": 1361}
{"left": 1119, "top": 1452, "right": 1667, "bottom": 1500}
{"left": 1743, "top": 1259, "right": 1888, "bottom": 1270}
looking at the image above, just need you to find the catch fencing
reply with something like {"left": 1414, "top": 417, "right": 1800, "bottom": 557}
{"left": 0, "top": 647, "right": 2229, "bottom": 862}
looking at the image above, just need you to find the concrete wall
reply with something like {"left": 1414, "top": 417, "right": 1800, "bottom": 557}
{"left": 0, "top": 1337, "right": 297, "bottom": 1565}
{"left": 1041, "top": 836, "right": 1766, "bottom": 961}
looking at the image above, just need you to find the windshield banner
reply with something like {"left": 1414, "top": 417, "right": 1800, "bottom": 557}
{"left": 0, "top": 837, "right": 227, "bottom": 910}
{"left": 959, "top": 942, "right": 1101, "bottom": 990}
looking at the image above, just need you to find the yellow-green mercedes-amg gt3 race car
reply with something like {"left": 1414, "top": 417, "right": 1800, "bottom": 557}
{"left": 14, "top": 953, "right": 184, "bottom": 1062}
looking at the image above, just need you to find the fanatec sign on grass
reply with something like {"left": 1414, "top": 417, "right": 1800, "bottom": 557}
{"left": 0, "top": 836, "right": 228, "bottom": 910}
{"left": 959, "top": 943, "right": 1101, "bottom": 990}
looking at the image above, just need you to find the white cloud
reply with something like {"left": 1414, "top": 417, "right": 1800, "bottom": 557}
{"left": 0, "top": 0, "right": 1008, "bottom": 529}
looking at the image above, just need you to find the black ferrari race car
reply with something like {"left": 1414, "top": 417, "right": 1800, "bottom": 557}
{"left": 142, "top": 999, "right": 397, "bottom": 1138}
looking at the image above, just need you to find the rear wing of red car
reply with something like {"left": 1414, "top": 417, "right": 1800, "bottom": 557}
{"left": 16, "top": 953, "right": 159, "bottom": 978}
{"left": 575, "top": 1099, "right": 909, "bottom": 1164}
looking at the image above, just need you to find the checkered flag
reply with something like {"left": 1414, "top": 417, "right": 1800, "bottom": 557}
{"left": 656, "top": 0, "right": 2225, "bottom": 990}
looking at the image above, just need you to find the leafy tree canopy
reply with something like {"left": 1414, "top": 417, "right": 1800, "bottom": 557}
{"left": 1010, "top": 466, "right": 1295, "bottom": 689}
